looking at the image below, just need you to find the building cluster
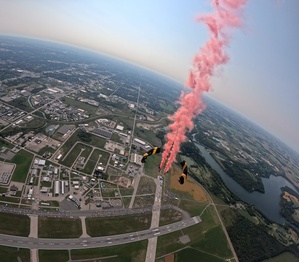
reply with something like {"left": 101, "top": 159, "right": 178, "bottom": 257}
{"left": 43, "top": 100, "right": 89, "bottom": 121}
{"left": 0, "top": 102, "right": 23, "bottom": 124}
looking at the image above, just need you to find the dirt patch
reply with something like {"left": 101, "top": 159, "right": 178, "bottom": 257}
{"left": 169, "top": 165, "right": 208, "bottom": 202}
{"left": 283, "top": 192, "right": 299, "bottom": 205}
{"left": 165, "top": 253, "right": 174, "bottom": 262}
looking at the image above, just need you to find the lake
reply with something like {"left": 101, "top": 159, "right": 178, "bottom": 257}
{"left": 195, "top": 143, "right": 298, "bottom": 224}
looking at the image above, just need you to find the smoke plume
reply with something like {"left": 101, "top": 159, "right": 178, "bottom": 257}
{"left": 160, "top": 0, "right": 247, "bottom": 173}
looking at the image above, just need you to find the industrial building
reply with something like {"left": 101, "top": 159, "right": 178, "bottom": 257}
{"left": 54, "top": 180, "right": 60, "bottom": 196}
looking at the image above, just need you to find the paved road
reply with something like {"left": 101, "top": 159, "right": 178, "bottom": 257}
{"left": 145, "top": 178, "right": 163, "bottom": 262}
{"left": 0, "top": 216, "right": 201, "bottom": 250}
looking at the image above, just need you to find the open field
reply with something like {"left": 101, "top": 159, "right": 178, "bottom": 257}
{"left": 136, "top": 175, "right": 156, "bottom": 194}
{"left": 144, "top": 154, "right": 161, "bottom": 178}
{"left": 175, "top": 248, "right": 224, "bottom": 262}
{"left": 157, "top": 205, "right": 230, "bottom": 259}
{"left": 71, "top": 240, "right": 148, "bottom": 262}
{"left": 39, "top": 250, "right": 69, "bottom": 262}
{"left": 0, "top": 213, "right": 30, "bottom": 236}
{"left": 38, "top": 145, "right": 56, "bottom": 156}
{"left": 0, "top": 139, "right": 14, "bottom": 149}
{"left": 135, "top": 127, "right": 162, "bottom": 146}
{"left": 0, "top": 246, "right": 30, "bottom": 262}
{"left": 63, "top": 97, "right": 98, "bottom": 116}
{"left": 38, "top": 217, "right": 82, "bottom": 238}
{"left": 10, "top": 150, "right": 33, "bottom": 183}
{"left": 86, "top": 214, "right": 152, "bottom": 237}
{"left": 169, "top": 165, "right": 209, "bottom": 202}
{"left": 262, "top": 252, "right": 299, "bottom": 262}
{"left": 82, "top": 149, "right": 110, "bottom": 174}
{"left": 159, "top": 208, "right": 183, "bottom": 226}
{"left": 60, "top": 142, "right": 92, "bottom": 167}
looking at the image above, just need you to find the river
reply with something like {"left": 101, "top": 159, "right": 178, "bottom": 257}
{"left": 195, "top": 143, "right": 298, "bottom": 224}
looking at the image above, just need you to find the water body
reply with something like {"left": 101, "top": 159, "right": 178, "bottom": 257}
{"left": 195, "top": 143, "right": 298, "bottom": 224}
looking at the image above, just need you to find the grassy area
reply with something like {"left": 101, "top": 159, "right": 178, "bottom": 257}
{"left": 262, "top": 252, "right": 299, "bottom": 262}
{"left": 157, "top": 205, "right": 226, "bottom": 258}
{"left": 159, "top": 100, "right": 174, "bottom": 112}
{"left": 175, "top": 248, "right": 224, "bottom": 262}
{"left": 110, "top": 133, "right": 123, "bottom": 143}
{"left": 0, "top": 213, "right": 30, "bottom": 236}
{"left": 119, "top": 187, "right": 134, "bottom": 196}
{"left": 136, "top": 176, "right": 156, "bottom": 194}
{"left": 38, "top": 217, "right": 82, "bottom": 238}
{"left": 0, "top": 196, "right": 20, "bottom": 203}
{"left": 22, "top": 117, "right": 45, "bottom": 129}
{"left": 39, "top": 250, "right": 69, "bottom": 262}
{"left": 191, "top": 225, "right": 232, "bottom": 258}
{"left": 71, "top": 240, "right": 148, "bottom": 262}
{"left": 122, "top": 196, "right": 132, "bottom": 208}
{"left": 0, "top": 187, "right": 8, "bottom": 193}
{"left": 133, "top": 195, "right": 155, "bottom": 208}
{"left": 159, "top": 208, "right": 183, "bottom": 226}
{"left": 101, "top": 188, "right": 118, "bottom": 197}
{"left": 63, "top": 97, "right": 98, "bottom": 116}
{"left": 10, "top": 149, "right": 33, "bottom": 182}
{"left": 135, "top": 128, "right": 161, "bottom": 147}
{"left": 0, "top": 138, "right": 14, "bottom": 149}
{"left": 178, "top": 200, "right": 208, "bottom": 217}
{"left": 81, "top": 148, "right": 111, "bottom": 174}
{"left": 60, "top": 142, "right": 93, "bottom": 167}
{"left": 86, "top": 214, "right": 152, "bottom": 237}
{"left": 0, "top": 246, "right": 30, "bottom": 262}
{"left": 144, "top": 154, "right": 161, "bottom": 178}
{"left": 38, "top": 145, "right": 56, "bottom": 156}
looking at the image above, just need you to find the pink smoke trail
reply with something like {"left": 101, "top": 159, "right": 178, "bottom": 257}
{"left": 160, "top": 0, "right": 247, "bottom": 173}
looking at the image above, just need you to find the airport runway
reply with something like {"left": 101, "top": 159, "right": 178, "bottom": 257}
{"left": 0, "top": 216, "right": 201, "bottom": 250}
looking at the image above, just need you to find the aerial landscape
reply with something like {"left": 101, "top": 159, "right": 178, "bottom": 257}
{"left": 0, "top": 1, "right": 299, "bottom": 262}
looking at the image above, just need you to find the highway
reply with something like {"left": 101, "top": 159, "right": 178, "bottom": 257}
{"left": 0, "top": 216, "right": 201, "bottom": 250}
{"left": 145, "top": 177, "right": 163, "bottom": 262}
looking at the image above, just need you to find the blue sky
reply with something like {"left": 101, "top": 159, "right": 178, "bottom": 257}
{"left": 0, "top": 0, "right": 298, "bottom": 152}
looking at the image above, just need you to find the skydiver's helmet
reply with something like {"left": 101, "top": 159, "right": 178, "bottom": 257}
{"left": 178, "top": 176, "right": 185, "bottom": 185}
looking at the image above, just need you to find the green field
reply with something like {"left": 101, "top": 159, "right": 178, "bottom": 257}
{"left": 71, "top": 240, "right": 148, "bottom": 262}
{"left": 39, "top": 250, "right": 69, "bottom": 262}
{"left": 0, "top": 213, "right": 30, "bottom": 236}
{"left": 119, "top": 187, "right": 134, "bottom": 196}
{"left": 63, "top": 97, "right": 98, "bottom": 116}
{"left": 159, "top": 208, "right": 183, "bottom": 226}
{"left": 81, "top": 148, "right": 100, "bottom": 174}
{"left": 175, "top": 248, "right": 225, "bottom": 262}
{"left": 86, "top": 214, "right": 152, "bottom": 237}
{"left": 135, "top": 128, "right": 161, "bottom": 147}
{"left": 143, "top": 154, "right": 161, "bottom": 178}
{"left": 10, "top": 150, "right": 33, "bottom": 182}
{"left": 159, "top": 100, "right": 175, "bottom": 113}
{"left": 110, "top": 133, "right": 123, "bottom": 143}
{"left": 190, "top": 225, "right": 232, "bottom": 258}
{"left": 38, "top": 145, "right": 56, "bottom": 156}
{"left": 262, "top": 252, "right": 299, "bottom": 262}
{"left": 38, "top": 217, "right": 82, "bottom": 238}
{"left": 156, "top": 205, "right": 231, "bottom": 259}
{"left": 0, "top": 139, "right": 14, "bottom": 149}
{"left": 178, "top": 200, "right": 208, "bottom": 217}
{"left": 136, "top": 176, "right": 156, "bottom": 194}
{"left": 0, "top": 246, "right": 30, "bottom": 262}
{"left": 60, "top": 142, "right": 92, "bottom": 167}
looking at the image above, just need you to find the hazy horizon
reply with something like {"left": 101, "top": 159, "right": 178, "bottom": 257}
{"left": 0, "top": 0, "right": 298, "bottom": 153}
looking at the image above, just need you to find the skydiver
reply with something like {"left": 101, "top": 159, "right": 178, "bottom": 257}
{"left": 178, "top": 160, "right": 188, "bottom": 185}
{"left": 141, "top": 147, "right": 161, "bottom": 163}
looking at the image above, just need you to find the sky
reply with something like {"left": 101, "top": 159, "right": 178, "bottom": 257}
{"left": 0, "top": 0, "right": 298, "bottom": 153}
